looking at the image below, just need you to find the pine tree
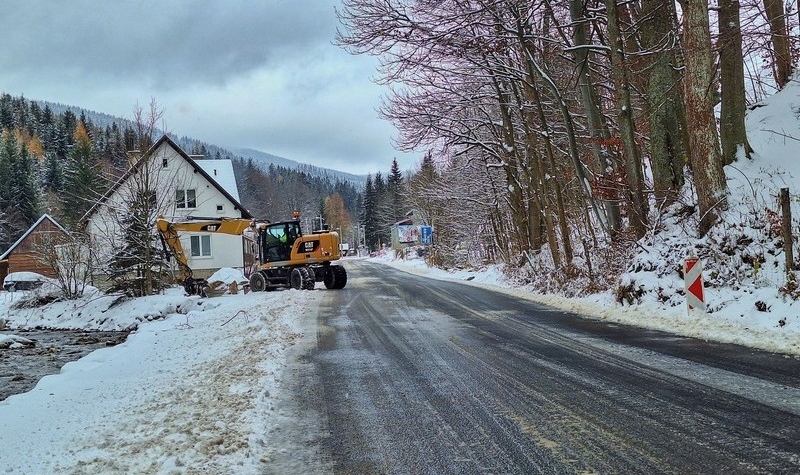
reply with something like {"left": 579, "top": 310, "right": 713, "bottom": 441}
{"left": 387, "top": 158, "right": 405, "bottom": 223}
{"left": 43, "top": 151, "right": 65, "bottom": 192}
{"left": 106, "top": 189, "right": 169, "bottom": 296}
{"left": 0, "top": 131, "right": 13, "bottom": 207}
{"left": 372, "top": 171, "right": 391, "bottom": 248}
{"left": 0, "top": 132, "right": 16, "bottom": 250}
{"left": 62, "top": 122, "right": 107, "bottom": 228}
{"left": 0, "top": 94, "right": 13, "bottom": 131}
{"left": 362, "top": 174, "right": 375, "bottom": 250}
{"left": 11, "top": 141, "right": 41, "bottom": 226}
{"left": 0, "top": 132, "right": 30, "bottom": 241}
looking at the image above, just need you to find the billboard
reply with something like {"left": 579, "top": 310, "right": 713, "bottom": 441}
{"left": 397, "top": 224, "right": 420, "bottom": 243}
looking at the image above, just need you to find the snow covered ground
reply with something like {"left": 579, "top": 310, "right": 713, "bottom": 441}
{"left": 0, "top": 269, "right": 324, "bottom": 474}
{"left": 374, "top": 254, "right": 800, "bottom": 356}
{"left": 1, "top": 248, "right": 799, "bottom": 473}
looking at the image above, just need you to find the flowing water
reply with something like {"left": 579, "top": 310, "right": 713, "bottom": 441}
{"left": 0, "top": 329, "right": 129, "bottom": 401}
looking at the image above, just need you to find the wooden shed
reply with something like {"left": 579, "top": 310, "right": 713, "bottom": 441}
{"left": 0, "top": 214, "right": 70, "bottom": 284}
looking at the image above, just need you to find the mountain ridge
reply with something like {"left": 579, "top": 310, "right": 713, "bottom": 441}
{"left": 34, "top": 99, "right": 367, "bottom": 186}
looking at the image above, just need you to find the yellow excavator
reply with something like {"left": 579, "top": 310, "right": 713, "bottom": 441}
{"left": 155, "top": 212, "right": 347, "bottom": 296}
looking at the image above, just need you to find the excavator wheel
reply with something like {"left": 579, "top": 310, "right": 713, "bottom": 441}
{"left": 290, "top": 267, "right": 315, "bottom": 290}
{"left": 332, "top": 264, "right": 348, "bottom": 289}
{"left": 323, "top": 266, "right": 336, "bottom": 289}
{"left": 324, "top": 265, "right": 348, "bottom": 289}
{"left": 249, "top": 272, "right": 267, "bottom": 292}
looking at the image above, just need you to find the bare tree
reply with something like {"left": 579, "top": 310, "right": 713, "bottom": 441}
{"left": 568, "top": 0, "right": 623, "bottom": 235}
{"left": 763, "top": 0, "right": 793, "bottom": 88}
{"left": 719, "top": 0, "right": 754, "bottom": 164}
{"left": 683, "top": 0, "right": 728, "bottom": 235}
{"left": 34, "top": 233, "right": 91, "bottom": 300}
{"left": 605, "top": 0, "right": 648, "bottom": 238}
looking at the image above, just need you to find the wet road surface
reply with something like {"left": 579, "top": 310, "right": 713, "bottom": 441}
{"left": 281, "top": 260, "right": 800, "bottom": 475}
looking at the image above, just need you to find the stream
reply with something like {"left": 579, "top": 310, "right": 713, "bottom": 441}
{"left": 0, "top": 329, "right": 129, "bottom": 401}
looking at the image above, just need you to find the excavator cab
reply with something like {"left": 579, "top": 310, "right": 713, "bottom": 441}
{"left": 260, "top": 221, "right": 301, "bottom": 263}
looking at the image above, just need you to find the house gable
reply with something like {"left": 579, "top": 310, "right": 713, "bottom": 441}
{"left": 81, "top": 135, "right": 251, "bottom": 224}
{"left": 0, "top": 214, "right": 70, "bottom": 281}
{"left": 1, "top": 214, "right": 69, "bottom": 260}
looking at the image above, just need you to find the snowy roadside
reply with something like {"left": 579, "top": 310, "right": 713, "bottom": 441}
{"left": 368, "top": 255, "right": 800, "bottom": 357}
{"left": 0, "top": 286, "right": 323, "bottom": 474}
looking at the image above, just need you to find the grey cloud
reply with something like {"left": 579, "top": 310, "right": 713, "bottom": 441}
{"left": 0, "top": 1, "right": 419, "bottom": 175}
{"left": 2, "top": 1, "right": 334, "bottom": 89}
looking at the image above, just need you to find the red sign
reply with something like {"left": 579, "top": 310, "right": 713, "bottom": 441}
{"left": 684, "top": 257, "right": 705, "bottom": 312}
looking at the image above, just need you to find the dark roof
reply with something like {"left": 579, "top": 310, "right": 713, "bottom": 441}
{"left": 0, "top": 214, "right": 69, "bottom": 260}
{"left": 80, "top": 135, "right": 252, "bottom": 224}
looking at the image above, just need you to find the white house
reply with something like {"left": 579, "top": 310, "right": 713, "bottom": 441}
{"left": 82, "top": 135, "right": 253, "bottom": 284}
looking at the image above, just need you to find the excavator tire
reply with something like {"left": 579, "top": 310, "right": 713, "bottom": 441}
{"left": 303, "top": 269, "right": 316, "bottom": 290}
{"left": 323, "top": 266, "right": 336, "bottom": 289}
{"left": 323, "top": 265, "right": 348, "bottom": 289}
{"left": 290, "top": 267, "right": 315, "bottom": 290}
{"left": 249, "top": 272, "right": 267, "bottom": 292}
{"left": 332, "top": 264, "right": 347, "bottom": 289}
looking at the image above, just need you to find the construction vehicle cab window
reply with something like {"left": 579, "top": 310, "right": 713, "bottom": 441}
{"left": 156, "top": 212, "right": 347, "bottom": 296}
{"left": 263, "top": 222, "right": 300, "bottom": 262}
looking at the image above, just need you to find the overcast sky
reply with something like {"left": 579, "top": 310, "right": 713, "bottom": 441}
{"left": 0, "top": 1, "right": 417, "bottom": 176}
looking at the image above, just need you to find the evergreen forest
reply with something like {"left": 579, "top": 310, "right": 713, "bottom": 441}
{"left": 0, "top": 94, "right": 365, "bottom": 255}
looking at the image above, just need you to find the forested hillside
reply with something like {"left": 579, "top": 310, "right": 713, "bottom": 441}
{"left": 337, "top": 0, "right": 800, "bottom": 293}
{"left": 0, "top": 94, "right": 364, "bottom": 253}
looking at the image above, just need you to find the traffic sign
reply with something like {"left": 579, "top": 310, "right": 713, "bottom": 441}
{"left": 420, "top": 226, "right": 433, "bottom": 245}
{"left": 684, "top": 257, "right": 706, "bottom": 313}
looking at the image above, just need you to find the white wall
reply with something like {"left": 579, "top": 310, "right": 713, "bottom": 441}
{"left": 86, "top": 141, "right": 248, "bottom": 283}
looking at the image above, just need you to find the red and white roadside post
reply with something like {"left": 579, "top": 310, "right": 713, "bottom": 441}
{"left": 684, "top": 256, "right": 706, "bottom": 314}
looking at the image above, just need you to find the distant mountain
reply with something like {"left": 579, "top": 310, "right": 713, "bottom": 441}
{"left": 35, "top": 100, "right": 137, "bottom": 131}
{"left": 231, "top": 147, "right": 300, "bottom": 169}
{"left": 35, "top": 100, "right": 367, "bottom": 187}
{"left": 233, "top": 147, "right": 368, "bottom": 185}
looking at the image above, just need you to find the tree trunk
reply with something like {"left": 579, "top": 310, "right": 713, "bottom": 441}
{"left": 491, "top": 72, "right": 534, "bottom": 256}
{"left": 570, "top": 0, "right": 621, "bottom": 235}
{"left": 763, "top": 0, "right": 792, "bottom": 88}
{"left": 640, "top": 0, "right": 687, "bottom": 206}
{"left": 530, "top": 79, "right": 574, "bottom": 265}
{"left": 529, "top": 1, "right": 574, "bottom": 264}
{"left": 683, "top": 0, "right": 728, "bottom": 236}
{"left": 515, "top": 106, "right": 560, "bottom": 265}
{"left": 719, "top": 0, "right": 752, "bottom": 164}
{"left": 605, "top": 0, "right": 648, "bottom": 238}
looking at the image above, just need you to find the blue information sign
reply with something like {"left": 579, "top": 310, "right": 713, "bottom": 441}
{"left": 420, "top": 226, "right": 433, "bottom": 245}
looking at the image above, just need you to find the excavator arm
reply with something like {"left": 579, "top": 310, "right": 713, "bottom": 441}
{"left": 155, "top": 216, "right": 256, "bottom": 295}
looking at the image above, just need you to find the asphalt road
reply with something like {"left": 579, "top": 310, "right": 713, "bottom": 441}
{"left": 276, "top": 259, "right": 800, "bottom": 475}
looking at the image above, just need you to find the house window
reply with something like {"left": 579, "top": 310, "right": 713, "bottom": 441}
{"left": 216, "top": 204, "right": 224, "bottom": 213}
{"left": 176, "top": 189, "right": 197, "bottom": 209}
{"left": 190, "top": 235, "right": 211, "bottom": 257}
{"left": 162, "top": 158, "right": 168, "bottom": 168}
